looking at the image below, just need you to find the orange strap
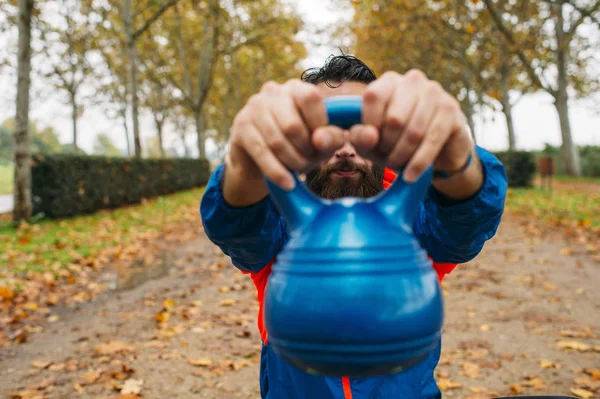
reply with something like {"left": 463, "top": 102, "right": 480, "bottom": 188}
{"left": 342, "top": 376, "right": 353, "bottom": 399}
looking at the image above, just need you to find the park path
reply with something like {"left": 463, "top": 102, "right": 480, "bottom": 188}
{"left": 0, "top": 212, "right": 599, "bottom": 399}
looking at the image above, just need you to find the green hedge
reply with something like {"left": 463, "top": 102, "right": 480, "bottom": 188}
{"left": 493, "top": 151, "right": 536, "bottom": 188}
{"left": 31, "top": 154, "right": 210, "bottom": 219}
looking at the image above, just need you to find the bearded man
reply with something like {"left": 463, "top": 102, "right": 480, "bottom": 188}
{"left": 200, "top": 54, "right": 507, "bottom": 399}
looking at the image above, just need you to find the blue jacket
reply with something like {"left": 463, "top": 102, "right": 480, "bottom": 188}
{"left": 200, "top": 146, "right": 507, "bottom": 399}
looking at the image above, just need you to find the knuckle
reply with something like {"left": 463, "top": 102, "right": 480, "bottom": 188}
{"left": 245, "top": 136, "right": 265, "bottom": 156}
{"left": 385, "top": 113, "right": 406, "bottom": 129}
{"left": 265, "top": 135, "right": 287, "bottom": 152}
{"left": 363, "top": 85, "right": 381, "bottom": 103}
{"left": 381, "top": 71, "right": 400, "bottom": 81}
{"left": 301, "top": 85, "right": 323, "bottom": 104}
{"left": 282, "top": 120, "right": 304, "bottom": 137}
{"left": 406, "top": 69, "right": 427, "bottom": 81}
{"left": 405, "top": 126, "right": 425, "bottom": 143}
{"left": 440, "top": 97, "right": 460, "bottom": 112}
{"left": 427, "top": 81, "right": 443, "bottom": 94}
{"left": 261, "top": 80, "right": 280, "bottom": 93}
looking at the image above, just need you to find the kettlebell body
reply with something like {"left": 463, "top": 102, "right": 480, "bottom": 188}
{"left": 263, "top": 96, "right": 444, "bottom": 377}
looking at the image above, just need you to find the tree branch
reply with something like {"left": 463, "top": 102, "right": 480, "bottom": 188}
{"left": 133, "top": 0, "right": 180, "bottom": 40}
{"left": 483, "top": 0, "right": 557, "bottom": 96}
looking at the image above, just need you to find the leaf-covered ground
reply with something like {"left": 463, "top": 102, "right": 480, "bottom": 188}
{"left": 0, "top": 210, "right": 598, "bottom": 399}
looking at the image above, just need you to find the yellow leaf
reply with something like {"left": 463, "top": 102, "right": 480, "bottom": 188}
{"left": 188, "top": 357, "right": 213, "bottom": 367}
{"left": 560, "top": 248, "right": 573, "bottom": 255}
{"left": 121, "top": 378, "right": 143, "bottom": 395}
{"left": 539, "top": 359, "right": 559, "bottom": 369}
{"left": 163, "top": 298, "right": 176, "bottom": 310}
{"left": 0, "top": 286, "right": 14, "bottom": 300}
{"left": 437, "top": 377, "right": 462, "bottom": 391}
{"left": 570, "top": 388, "right": 594, "bottom": 399}
{"left": 155, "top": 310, "right": 170, "bottom": 324}
{"left": 479, "top": 324, "right": 491, "bottom": 332}
{"left": 218, "top": 299, "right": 236, "bottom": 307}
{"left": 23, "top": 302, "right": 38, "bottom": 311}
{"left": 556, "top": 340, "right": 590, "bottom": 352}
{"left": 583, "top": 368, "right": 600, "bottom": 380}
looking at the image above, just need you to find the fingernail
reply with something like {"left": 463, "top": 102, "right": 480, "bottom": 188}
{"left": 403, "top": 168, "right": 418, "bottom": 183}
{"left": 283, "top": 176, "right": 296, "bottom": 191}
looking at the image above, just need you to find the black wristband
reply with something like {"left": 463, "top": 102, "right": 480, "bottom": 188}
{"left": 433, "top": 152, "right": 474, "bottom": 180}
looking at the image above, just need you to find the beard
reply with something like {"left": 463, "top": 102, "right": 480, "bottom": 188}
{"left": 305, "top": 158, "right": 384, "bottom": 200}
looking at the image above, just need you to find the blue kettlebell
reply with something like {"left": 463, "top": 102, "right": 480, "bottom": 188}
{"left": 263, "top": 95, "right": 443, "bottom": 377}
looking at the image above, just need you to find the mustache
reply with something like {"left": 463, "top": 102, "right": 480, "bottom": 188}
{"left": 322, "top": 159, "right": 370, "bottom": 175}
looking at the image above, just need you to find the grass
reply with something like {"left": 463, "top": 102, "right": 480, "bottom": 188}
{"left": 0, "top": 164, "right": 12, "bottom": 195}
{"left": 0, "top": 187, "right": 205, "bottom": 274}
{"left": 507, "top": 178, "right": 600, "bottom": 229}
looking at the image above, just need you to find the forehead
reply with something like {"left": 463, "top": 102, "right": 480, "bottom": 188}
{"left": 317, "top": 81, "right": 368, "bottom": 98}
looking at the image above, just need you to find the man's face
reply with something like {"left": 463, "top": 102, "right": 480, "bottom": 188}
{"left": 305, "top": 82, "right": 384, "bottom": 199}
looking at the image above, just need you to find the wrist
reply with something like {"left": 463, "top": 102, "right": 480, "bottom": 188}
{"left": 222, "top": 154, "right": 268, "bottom": 207}
{"left": 432, "top": 150, "right": 484, "bottom": 200}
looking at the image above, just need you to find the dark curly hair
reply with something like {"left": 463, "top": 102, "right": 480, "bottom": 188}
{"left": 301, "top": 51, "right": 377, "bottom": 88}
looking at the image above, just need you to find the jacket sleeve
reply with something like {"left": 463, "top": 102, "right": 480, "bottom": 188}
{"left": 413, "top": 146, "right": 507, "bottom": 264}
{"left": 199, "top": 163, "right": 286, "bottom": 273}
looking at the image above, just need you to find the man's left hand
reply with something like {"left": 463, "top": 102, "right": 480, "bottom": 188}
{"left": 349, "top": 69, "right": 476, "bottom": 185}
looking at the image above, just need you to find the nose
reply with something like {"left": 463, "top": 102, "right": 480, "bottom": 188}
{"left": 335, "top": 142, "right": 356, "bottom": 159}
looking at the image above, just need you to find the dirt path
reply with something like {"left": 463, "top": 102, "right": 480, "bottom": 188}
{"left": 0, "top": 213, "right": 599, "bottom": 399}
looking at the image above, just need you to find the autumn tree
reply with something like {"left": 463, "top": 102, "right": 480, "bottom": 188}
{"left": 483, "top": 0, "right": 600, "bottom": 175}
{"left": 38, "top": 0, "right": 103, "bottom": 152}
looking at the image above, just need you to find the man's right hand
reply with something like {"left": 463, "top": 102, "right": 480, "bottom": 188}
{"left": 222, "top": 80, "right": 345, "bottom": 207}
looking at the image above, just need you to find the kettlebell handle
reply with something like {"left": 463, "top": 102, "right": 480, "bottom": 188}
{"left": 265, "top": 95, "right": 433, "bottom": 233}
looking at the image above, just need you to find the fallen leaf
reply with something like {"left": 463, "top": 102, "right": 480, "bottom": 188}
{"left": 48, "top": 363, "right": 65, "bottom": 371}
{"left": 557, "top": 340, "right": 590, "bottom": 352}
{"left": 187, "top": 357, "right": 213, "bottom": 367}
{"left": 23, "top": 302, "right": 38, "bottom": 311}
{"left": 218, "top": 299, "right": 236, "bottom": 307}
{"left": 94, "top": 341, "right": 135, "bottom": 356}
{"left": 32, "top": 360, "right": 51, "bottom": 369}
{"left": 47, "top": 315, "right": 59, "bottom": 323}
{"left": 560, "top": 248, "right": 573, "bottom": 255}
{"left": 155, "top": 310, "right": 170, "bottom": 324}
{"left": 539, "top": 359, "right": 559, "bottom": 369}
{"left": 479, "top": 324, "right": 491, "bottom": 332}
{"left": 570, "top": 388, "right": 594, "bottom": 399}
{"left": 121, "top": 378, "right": 143, "bottom": 395}
{"left": 0, "top": 286, "right": 14, "bottom": 301}
{"left": 583, "top": 368, "right": 600, "bottom": 380}
{"left": 163, "top": 298, "right": 176, "bottom": 310}
{"left": 437, "top": 377, "right": 462, "bottom": 391}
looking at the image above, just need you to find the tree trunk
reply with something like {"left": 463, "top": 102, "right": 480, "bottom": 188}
{"left": 121, "top": 106, "right": 130, "bottom": 156}
{"left": 124, "top": 0, "right": 141, "bottom": 157}
{"left": 13, "top": 0, "right": 34, "bottom": 224}
{"left": 155, "top": 117, "right": 165, "bottom": 158}
{"left": 554, "top": 3, "right": 581, "bottom": 176}
{"left": 499, "top": 41, "right": 516, "bottom": 150}
{"left": 70, "top": 90, "right": 78, "bottom": 152}
{"left": 195, "top": 109, "right": 205, "bottom": 159}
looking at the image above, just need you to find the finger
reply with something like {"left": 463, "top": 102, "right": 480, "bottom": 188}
{"left": 362, "top": 71, "right": 400, "bottom": 130}
{"left": 284, "top": 80, "right": 328, "bottom": 132}
{"left": 270, "top": 93, "right": 314, "bottom": 158}
{"left": 240, "top": 124, "right": 295, "bottom": 190}
{"left": 378, "top": 70, "right": 430, "bottom": 155}
{"left": 386, "top": 85, "right": 441, "bottom": 170}
{"left": 312, "top": 125, "right": 346, "bottom": 154}
{"left": 348, "top": 124, "right": 379, "bottom": 154}
{"left": 402, "top": 106, "right": 456, "bottom": 183}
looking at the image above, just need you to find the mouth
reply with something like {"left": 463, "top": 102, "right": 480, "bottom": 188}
{"left": 331, "top": 170, "right": 361, "bottom": 178}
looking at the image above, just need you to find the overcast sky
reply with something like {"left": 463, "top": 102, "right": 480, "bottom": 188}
{"left": 0, "top": 0, "right": 598, "bottom": 156}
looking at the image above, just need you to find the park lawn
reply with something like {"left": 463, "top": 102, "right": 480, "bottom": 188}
{"left": 0, "top": 187, "right": 205, "bottom": 274}
{"left": 506, "top": 185, "right": 600, "bottom": 229}
{"left": 0, "top": 164, "right": 12, "bottom": 194}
